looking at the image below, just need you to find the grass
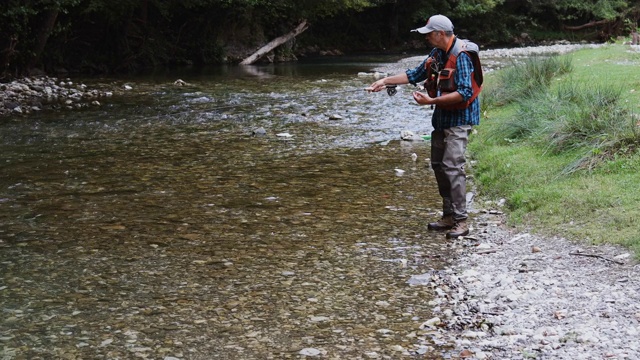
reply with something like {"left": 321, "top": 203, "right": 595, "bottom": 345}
{"left": 481, "top": 55, "right": 573, "bottom": 111}
{"left": 471, "top": 44, "right": 640, "bottom": 257}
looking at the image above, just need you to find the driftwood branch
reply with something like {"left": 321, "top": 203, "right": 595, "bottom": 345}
{"left": 563, "top": 19, "right": 610, "bottom": 31}
{"left": 569, "top": 252, "right": 624, "bottom": 265}
{"left": 240, "top": 20, "right": 308, "bottom": 65}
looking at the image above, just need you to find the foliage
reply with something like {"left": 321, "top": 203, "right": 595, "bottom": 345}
{"left": 552, "top": 0, "right": 629, "bottom": 20}
{"left": 0, "top": 0, "right": 639, "bottom": 75}
{"left": 543, "top": 83, "right": 627, "bottom": 152}
{"left": 451, "top": 0, "right": 505, "bottom": 14}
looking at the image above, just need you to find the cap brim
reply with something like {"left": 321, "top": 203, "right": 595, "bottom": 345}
{"left": 411, "top": 26, "right": 433, "bottom": 34}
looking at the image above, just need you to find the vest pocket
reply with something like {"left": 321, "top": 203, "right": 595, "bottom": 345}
{"left": 437, "top": 68, "right": 456, "bottom": 93}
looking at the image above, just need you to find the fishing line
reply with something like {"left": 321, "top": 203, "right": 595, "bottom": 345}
{"left": 155, "top": 85, "right": 400, "bottom": 119}
{"left": 115, "top": 85, "right": 402, "bottom": 124}
{"left": 189, "top": 89, "right": 365, "bottom": 111}
{"left": 158, "top": 87, "right": 369, "bottom": 120}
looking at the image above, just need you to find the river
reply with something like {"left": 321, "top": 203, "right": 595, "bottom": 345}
{"left": 0, "top": 56, "right": 462, "bottom": 359}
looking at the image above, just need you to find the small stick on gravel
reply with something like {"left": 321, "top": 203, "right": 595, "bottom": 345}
{"left": 569, "top": 252, "right": 624, "bottom": 265}
{"left": 476, "top": 249, "right": 498, "bottom": 255}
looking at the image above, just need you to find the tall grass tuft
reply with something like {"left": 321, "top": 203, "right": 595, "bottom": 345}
{"left": 481, "top": 55, "right": 573, "bottom": 111}
{"left": 546, "top": 83, "right": 626, "bottom": 153}
{"left": 496, "top": 76, "right": 639, "bottom": 173}
{"left": 500, "top": 91, "right": 558, "bottom": 141}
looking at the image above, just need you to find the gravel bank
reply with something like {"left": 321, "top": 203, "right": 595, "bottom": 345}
{"left": 412, "top": 206, "right": 639, "bottom": 359}
{"left": 371, "top": 43, "right": 606, "bottom": 75}
{"left": 0, "top": 76, "right": 118, "bottom": 117}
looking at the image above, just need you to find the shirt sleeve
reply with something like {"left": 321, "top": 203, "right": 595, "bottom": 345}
{"left": 405, "top": 58, "right": 428, "bottom": 85}
{"left": 455, "top": 52, "right": 474, "bottom": 101}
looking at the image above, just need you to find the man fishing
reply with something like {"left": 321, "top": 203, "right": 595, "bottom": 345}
{"left": 367, "top": 14, "right": 482, "bottom": 239}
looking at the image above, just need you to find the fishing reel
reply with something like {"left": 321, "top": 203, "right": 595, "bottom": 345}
{"left": 385, "top": 85, "right": 397, "bottom": 96}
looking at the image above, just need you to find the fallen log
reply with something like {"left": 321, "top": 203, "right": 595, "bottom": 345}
{"left": 563, "top": 19, "right": 609, "bottom": 31}
{"left": 240, "top": 20, "right": 308, "bottom": 65}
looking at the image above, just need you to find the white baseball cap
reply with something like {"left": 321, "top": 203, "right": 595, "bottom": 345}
{"left": 412, "top": 14, "right": 454, "bottom": 34}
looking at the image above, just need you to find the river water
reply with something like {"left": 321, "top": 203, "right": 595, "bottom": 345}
{"left": 0, "top": 57, "right": 463, "bottom": 359}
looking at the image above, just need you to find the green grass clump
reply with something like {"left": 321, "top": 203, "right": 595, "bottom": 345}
{"left": 481, "top": 55, "right": 573, "bottom": 111}
{"left": 471, "top": 44, "right": 640, "bottom": 256}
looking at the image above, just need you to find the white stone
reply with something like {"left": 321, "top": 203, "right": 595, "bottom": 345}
{"left": 299, "top": 348, "right": 321, "bottom": 356}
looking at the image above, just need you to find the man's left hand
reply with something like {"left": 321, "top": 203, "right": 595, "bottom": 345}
{"left": 412, "top": 91, "right": 433, "bottom": 105}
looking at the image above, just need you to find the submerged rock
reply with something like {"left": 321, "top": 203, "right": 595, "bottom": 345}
{"left": 252, "top": 127, "right": 267, "bottom": 136}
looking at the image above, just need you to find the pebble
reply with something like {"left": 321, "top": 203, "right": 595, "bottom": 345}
{"left": 299, "top": 348, "right": 322, "bottom": 356}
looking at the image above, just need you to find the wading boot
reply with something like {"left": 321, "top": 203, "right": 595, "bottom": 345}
{"left": 427, "top": 215, "right": 454, "bottom": 231}
{"left": 446, "top": 220, "right": 469, "bottom": 239}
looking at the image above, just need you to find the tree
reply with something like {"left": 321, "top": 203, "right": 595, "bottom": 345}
{"left": 0, "top": 0, "right": 82, "bottom": 77}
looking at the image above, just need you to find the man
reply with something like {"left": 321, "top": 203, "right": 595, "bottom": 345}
{"left": 367, "top": 14, "right": 482, "bottom": 239}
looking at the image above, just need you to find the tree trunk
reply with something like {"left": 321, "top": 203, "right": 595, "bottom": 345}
{"left": 240, "top": 20, "right": 308, "bottom": 65}
{"left": 26, "top": 9, "right": 59, "bottom": 72}
{"left": 0, "top": 35, "right": 19, "bottom": 77}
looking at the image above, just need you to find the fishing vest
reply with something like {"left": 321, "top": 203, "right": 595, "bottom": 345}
{"left": 424, "top": 38, "right": 483, "bottom": 110}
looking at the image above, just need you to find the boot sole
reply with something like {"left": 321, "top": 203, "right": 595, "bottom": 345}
{"left": 446, "top": 230, "right": 470, "bottom": 239}
{"left": 428, "top": 225, "right": 454, "bottom": 231}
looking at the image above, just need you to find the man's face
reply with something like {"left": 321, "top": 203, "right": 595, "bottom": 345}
{"left": 425, "top": 31, "right": 441, "bottom": 47}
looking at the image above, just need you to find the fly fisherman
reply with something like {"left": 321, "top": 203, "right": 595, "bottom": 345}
{"left": 367, "top": 14, "right": 482, "bottom": 239}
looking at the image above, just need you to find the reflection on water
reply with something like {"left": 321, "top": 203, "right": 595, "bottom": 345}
{"left": 0, "top": 58, "right": 456, "bottom": 359}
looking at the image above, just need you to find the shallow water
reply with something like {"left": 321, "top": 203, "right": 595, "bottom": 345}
{"left": 0, "top": 58, "right": 459, "bottom": 359}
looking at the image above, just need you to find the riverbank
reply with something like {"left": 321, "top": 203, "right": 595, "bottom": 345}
{"left": 0, "top": 43, "right": 607, "bottom": 118}
{"left": 403, "top": 43, "right": 640, "bottom": 359}
{"left": 417, "top": 205, "right": 640, "bottom": 359}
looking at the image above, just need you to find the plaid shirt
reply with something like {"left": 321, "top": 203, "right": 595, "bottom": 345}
{"left": 406, "top": 48, "right": 480, "bottom": 130}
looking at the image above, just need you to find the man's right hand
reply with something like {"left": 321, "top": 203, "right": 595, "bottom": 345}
{"left": 366, "top": 80, "right": 386, "bottom": 93}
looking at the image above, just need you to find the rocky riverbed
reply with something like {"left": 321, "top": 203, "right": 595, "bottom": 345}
{"left": 2, "top": 43, "right": 638, "bottom": 360}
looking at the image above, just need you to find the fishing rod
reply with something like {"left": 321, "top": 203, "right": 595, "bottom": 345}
{"left": 157, "top": 85, "right": 399, "bottom": 119}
